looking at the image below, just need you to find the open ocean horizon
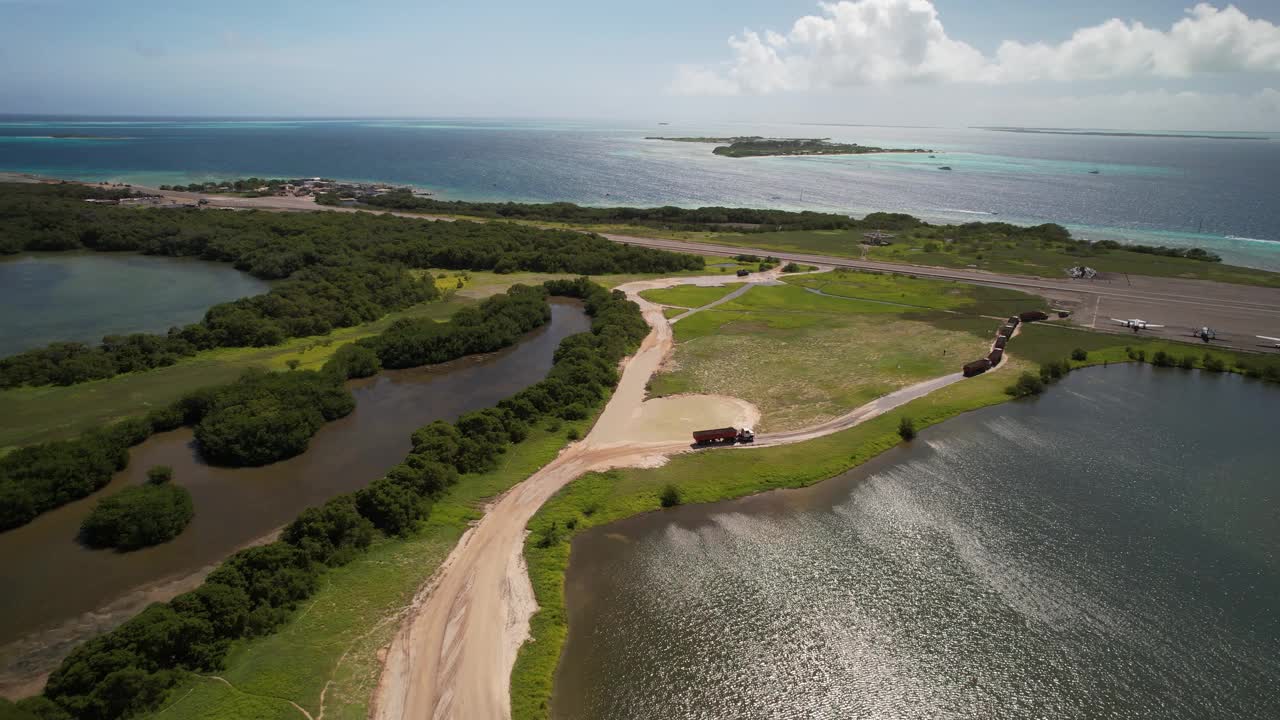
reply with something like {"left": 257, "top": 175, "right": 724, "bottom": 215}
{"left": 2, "top": 116, "right": 1278, "bottom": 270}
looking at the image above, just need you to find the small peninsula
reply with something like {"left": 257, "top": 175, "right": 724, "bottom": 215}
{"left": 646, "top": 136, "right": 933, "bottom": 158}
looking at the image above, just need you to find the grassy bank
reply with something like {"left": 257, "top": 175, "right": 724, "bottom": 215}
{"left": 648, "top": 281, "right": 1029, "bottom": 431}
{"left": 511, "top": 363, "right": 1023, "bottom": 720}
{"left": 637, "top": 282, "right": 744, "bottom": 309}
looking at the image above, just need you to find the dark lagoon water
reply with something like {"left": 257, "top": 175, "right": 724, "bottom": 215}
{"left": 0, "top": 300, "right": 589, "bottom": 697}
{"left": 557, "top": 364, "right": 1279, "bottom": 720}
{"left": 2, "top": 118, "right": 1278, "bottom": 269}
{"left": 0, "top": 252, "right": 270, "bottom": 357}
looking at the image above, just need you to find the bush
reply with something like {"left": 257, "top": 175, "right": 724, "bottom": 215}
{"left": 145, "top": 466, "right": 173, "bottom": 485}
{"left": 1178, "top": 355, "right": 1196, "bottom": 370}
{"left": 781, "top": 262, "right": 802, "bottom": 273}
{"left": 1202, "top": 354, "right": 1226, "bottom": 372}
{"left": 566, "top": 428, "right": 580, "bottom": 441}
{"left": 1151, "top": 350, "right": 1175, "bottom": 367}
{"left": 80, "top": 483, "right": 194, "bottom": 551}
{"left": 1006, "top": 371, "right": 1046, "bottom": 397}
{"left": 897, "top": 416, "right": 916, "bottom": 441}
{"left": 1039, "top": 360, "right": 1069, "bottom": 382}
{"left": 535, "top": 520, "right": 563, "bottom": 548}
{"left": 659, "top": 484, "right": 682, "bottom": 508}
{"left": 1070, "top": 348, "right": 1088, "bottom": 361}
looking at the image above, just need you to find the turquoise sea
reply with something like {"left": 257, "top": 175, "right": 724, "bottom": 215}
{"left": 1, "top": 117, "right": 1278, "bottom": 269}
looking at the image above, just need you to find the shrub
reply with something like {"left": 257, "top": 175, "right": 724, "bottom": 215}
{"left": 1006, "top": 371, "right": 1046, "bottom": 398}
{"left": 1202, "top": 354, "right": 1226, "bottom": 372}
{"left": 80, "top": 483, "right": 194, "bottom": 551}
{"left": 535, "top": 520, "right": 563, "bottom": 548}
{"left": 145, "top": 465, "right": 173, "bottom": 485}
{"left": 566, "top": 428, "right": 580, "bottom": 441}
{"left": 1070, "top": 348, "right": 1088, "bottom": 361}
{"left": 1151, "top": 350, "right": 1174, "bottom": 367}
{"left": 659, "top": 484, "right": 682, "bottom": 508}
{"left": 1178, "top": 355, "right": 1196, "bottom": 370}
{"left": 897, "top": 416, "right": 916, "bottom": 441}
{"left": 781, "top": 262, "right": 802, "bottom": 273}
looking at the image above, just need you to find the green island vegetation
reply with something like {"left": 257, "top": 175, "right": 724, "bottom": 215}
{"left": 645, "top": 136, "right": 932, "bottom": 158}
{"left": 4, "top": 277, "right": 651, "bottom": 720}
{"left": 646, "top": 277, "right": 1033, "bottom": 430}
{"left": 510, "top": 275, "right": 1280, "bottom": 720}
{"left": 79, "top": 466, "right": 193, "bottom": 551}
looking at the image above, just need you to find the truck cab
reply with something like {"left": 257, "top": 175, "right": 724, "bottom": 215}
{"left": 737, "top": 427, "right": 755, "bottom": 443}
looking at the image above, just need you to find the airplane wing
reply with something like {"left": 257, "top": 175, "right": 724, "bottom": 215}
{"left": 1110, "top": 318, "right": 1128, "bottom": 325}
{"left": 1145, "top": 324, "right": 1165, "bottom": 329}
{"left": 1258, "top": 335, "right": 1280, "bottom": 343}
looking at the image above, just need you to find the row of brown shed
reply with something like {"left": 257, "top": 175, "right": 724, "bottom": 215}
{"left": 961, "top": 313, "right": 1042, "bottom": 377}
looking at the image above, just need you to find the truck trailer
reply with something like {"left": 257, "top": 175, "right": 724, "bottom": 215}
{"left": 963, "top": 359, "right": 992, "bottom": 377}
{"left": 692, "top": 427, "right": 755, "bottom": 445}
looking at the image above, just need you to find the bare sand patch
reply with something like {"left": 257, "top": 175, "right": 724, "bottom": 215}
{"left": 589, "top": 394, "right": 760, "bottom": 445}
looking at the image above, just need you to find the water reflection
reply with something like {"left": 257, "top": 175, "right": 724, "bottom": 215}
{"left": 556, "top": 365, "right": 1280, "bottom": 719}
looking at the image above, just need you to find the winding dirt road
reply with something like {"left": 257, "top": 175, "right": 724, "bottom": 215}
{"left": 370, "top": 267, "right": 1009, "bottom": 720}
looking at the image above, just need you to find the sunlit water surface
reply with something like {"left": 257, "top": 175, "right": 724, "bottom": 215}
{"left": 556, "top": 364, "right": 1279, "bottom": 719}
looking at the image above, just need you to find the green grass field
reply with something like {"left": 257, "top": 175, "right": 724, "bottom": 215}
{"left": 783, "top": 269, "right": 1039, "bottom": 316}
{"left": 142, "top": 418, "right": 594, "bottom": 720}
{"left": 696, "top": 228, "right": 1280, "bottom": 288}
{"left": 637, "top": 282, "right": 743, "bottom": 308}
{"left": 647, "top": 281, "right": 1018, "bottom": 431}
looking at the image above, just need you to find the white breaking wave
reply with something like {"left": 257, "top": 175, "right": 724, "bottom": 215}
{"left": 1224, "top": 235, "right": 1277, "bottom": 244}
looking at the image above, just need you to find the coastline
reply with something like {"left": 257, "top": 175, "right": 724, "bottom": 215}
{"left": 3, "top": 167, "right": 1276, "bottom": 272}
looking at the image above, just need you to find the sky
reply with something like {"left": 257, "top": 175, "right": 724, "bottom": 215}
{"left": 1, "top": 0, "right": 1279, "bottom": 130}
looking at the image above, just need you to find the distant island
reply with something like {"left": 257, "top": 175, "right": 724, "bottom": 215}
{"left": 976, "top": 127, "right": 1271, "bottom": 141}
{"left": 646, "top": 136, "right": 933, "bottom": 158}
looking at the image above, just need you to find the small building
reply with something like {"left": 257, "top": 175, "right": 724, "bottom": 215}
{"left": 1007, "top": 316, "right": 1021, "bottom": 327}
{"left": 988, "top": 348, "right": 1004, "bottom": 365}
{"left": 994, "top": 335, "right": 1008, "bottom": 350}
{"left": 998, "top": 324, "right": 1015, "bottom": 338}
{"left": 1018, "top": 310, "right": 1049, "bottom": 322}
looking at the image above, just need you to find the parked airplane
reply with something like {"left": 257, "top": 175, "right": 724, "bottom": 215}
{"left": 1258, "top": 335, "right": 1280, "bottom": 348}
{"left": 1193, "top": 327, "right": 1216, "bottom": 343}
{"left": 1112, "top": 318, "right": 1164, "bottom": 333}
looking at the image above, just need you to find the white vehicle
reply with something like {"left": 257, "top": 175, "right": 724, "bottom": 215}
{"left": 1258, "top": 335, "right": 1280, "bottom": 348}
{"left": 1193, "top": 327, "right": 1216, "bottom": 343}
{"left": 1112, "top": 318, "right": 1164, "bottom": 332}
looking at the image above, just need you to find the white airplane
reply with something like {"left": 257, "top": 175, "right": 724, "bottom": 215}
{"left": 1258, "top": 335, "right": 1280, "bottom": 348}
{"left": 1112, "top": 318, "right": 1164, "bottom": 333}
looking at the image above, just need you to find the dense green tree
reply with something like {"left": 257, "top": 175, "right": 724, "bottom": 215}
{"left": 79, "top": 482, "right": 193, "bottom": 551}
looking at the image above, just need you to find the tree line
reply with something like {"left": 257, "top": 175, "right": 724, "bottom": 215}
{"left": 14, "top": 279, "right": 648, "bottom": 720}
{"left": 0, "top": 285, "right": 561, "bottom": 532}
{"left": 356, "top": 189, "right": 859, "bottom": 231}
{"left": 0, "top": 182, "right": 702, "bottom": 388}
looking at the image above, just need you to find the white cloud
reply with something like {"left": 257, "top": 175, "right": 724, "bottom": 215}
{"left": 672, "top": 1, "right": 1280, "bottom": 95}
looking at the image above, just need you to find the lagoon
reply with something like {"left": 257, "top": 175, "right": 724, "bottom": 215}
{"left": 0, "top": 253, "right": 270, "bottom": 357}
{"left": 556, "top": 364, "right": 1279, "bottom": 719}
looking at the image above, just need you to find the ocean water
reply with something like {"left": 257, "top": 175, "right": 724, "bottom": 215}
{"left": 1, "top": 117, "right": 1278, "bottom": 269}
{"left": 557, "top": 364, "right": 1280, "bottom": 719}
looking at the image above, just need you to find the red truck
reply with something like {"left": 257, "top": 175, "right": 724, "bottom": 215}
{"left": 692, "top": 427, "right": 755, "bottom": 445}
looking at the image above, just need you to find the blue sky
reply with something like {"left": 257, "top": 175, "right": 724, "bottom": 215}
{"left": 2, "top": 1, "right": 1278, "bottom": 129}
